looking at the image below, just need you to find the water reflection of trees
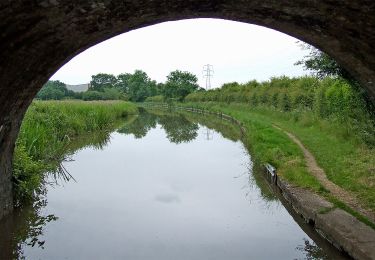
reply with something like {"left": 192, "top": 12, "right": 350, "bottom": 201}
{"left": 118, "top": 111, "right": 158, "bottom": 139}
{"left": 159, "top": 114, "right": 199, "bottom": 144}
{"left": 118, "top": 110, "right": 199, "bottom": 144}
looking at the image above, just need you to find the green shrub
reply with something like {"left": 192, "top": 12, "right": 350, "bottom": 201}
{"left": 280, "top": 93, "right": 292, "bottom": 112}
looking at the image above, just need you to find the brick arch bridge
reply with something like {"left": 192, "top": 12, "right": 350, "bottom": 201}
{"left": 0, "top": 1, "right": 374, "bottom": 219}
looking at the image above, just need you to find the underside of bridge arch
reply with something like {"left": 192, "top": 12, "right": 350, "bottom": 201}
{"left": 0, "top": 0, "right": 374, "bottom": 219}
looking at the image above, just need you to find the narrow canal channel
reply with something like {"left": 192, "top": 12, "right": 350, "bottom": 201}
{"left": 0, "top": 110, "right": 350, "bottom": 259}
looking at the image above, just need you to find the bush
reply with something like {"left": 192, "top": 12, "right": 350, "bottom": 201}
{"left": 280, "top": 93, "right": 292, "bottom": 112}
{"left": 82, "top": 90, "right": 104, "bottom": 100}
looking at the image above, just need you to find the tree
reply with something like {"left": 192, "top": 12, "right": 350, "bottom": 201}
{"left": 163, "top": 70, "right": 199, "bottom": 101}
{"left": 116, "top": 73, "right": 132, "bottom": 93}
{"left": 296, "top": 42, "right": 375, "bottom": 111}
{"left": 36, "top": 80, "right": 69, "bottom": 100}
{"left": 90, "top": 73, "right": 117, "bottom": 91}
{"left": 102, "top": 88, "right": 124, "bottom": 100}
{"left": 295, "top": 43, "right": 353, "bottom": 81}
{"left": 117, "top": 70, "right": 156, "bottom": 102}
{"left": 127, "top": 70, "right": 152, "bottom": 102}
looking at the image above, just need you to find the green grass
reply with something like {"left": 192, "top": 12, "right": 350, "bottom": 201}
{"left": 13, "top": 100, "right": 138, "bottom": 203}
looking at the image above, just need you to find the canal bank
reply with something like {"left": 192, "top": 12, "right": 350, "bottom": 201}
{"left": 142, "top": 103, "right": 375, "bottom": 260}
{"left": 275, "top": 176, "right": 375, "bottom": 260}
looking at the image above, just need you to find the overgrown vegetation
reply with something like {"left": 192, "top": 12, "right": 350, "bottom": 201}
{"left": 184, "top": 76, "right": 375, "bottom": 147}
{"left": 13, "top": 101, "right": 138, "bottom": 204}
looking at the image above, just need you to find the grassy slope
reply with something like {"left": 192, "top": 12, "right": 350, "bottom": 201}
{"left": 252, "top": 107, "right": 375, "bottom": 210}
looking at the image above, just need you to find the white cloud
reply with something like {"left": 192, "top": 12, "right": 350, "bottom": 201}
{"left": 51, "top": 18, "right": 309, "bottom": 88}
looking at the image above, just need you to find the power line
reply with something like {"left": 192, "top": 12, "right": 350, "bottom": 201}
{"left": 203, "top": 64, "right": 214, "bottom": 90}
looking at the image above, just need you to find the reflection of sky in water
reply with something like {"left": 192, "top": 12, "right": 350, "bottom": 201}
{"left": 155, "top": 193, "right": 181, "bottom": 204}
{"left": 19, "top": 116, "right": 343, "bottom": 260}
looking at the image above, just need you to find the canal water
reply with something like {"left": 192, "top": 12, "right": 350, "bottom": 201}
{"left": 0, "top": 110, "right": 349, "bottom": 259}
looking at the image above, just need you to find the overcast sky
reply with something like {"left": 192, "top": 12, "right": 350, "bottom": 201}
{"left": 51, "top": 18, "right": 310, "bottom": 88}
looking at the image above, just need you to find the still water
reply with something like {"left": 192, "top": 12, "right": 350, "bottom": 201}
{"left": 0, "top": 110, "right": 349, "bottom": 259}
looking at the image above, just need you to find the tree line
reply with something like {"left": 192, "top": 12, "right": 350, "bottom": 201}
{"left": 36, "top": 70, "right": 201, "bottom": 102}
{"left": 36, "top": 44, "right": 374, "bottom": 146}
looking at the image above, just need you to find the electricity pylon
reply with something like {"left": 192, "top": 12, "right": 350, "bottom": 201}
{"left": 203, "top": 64, "right": 214, "bottom": 90}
